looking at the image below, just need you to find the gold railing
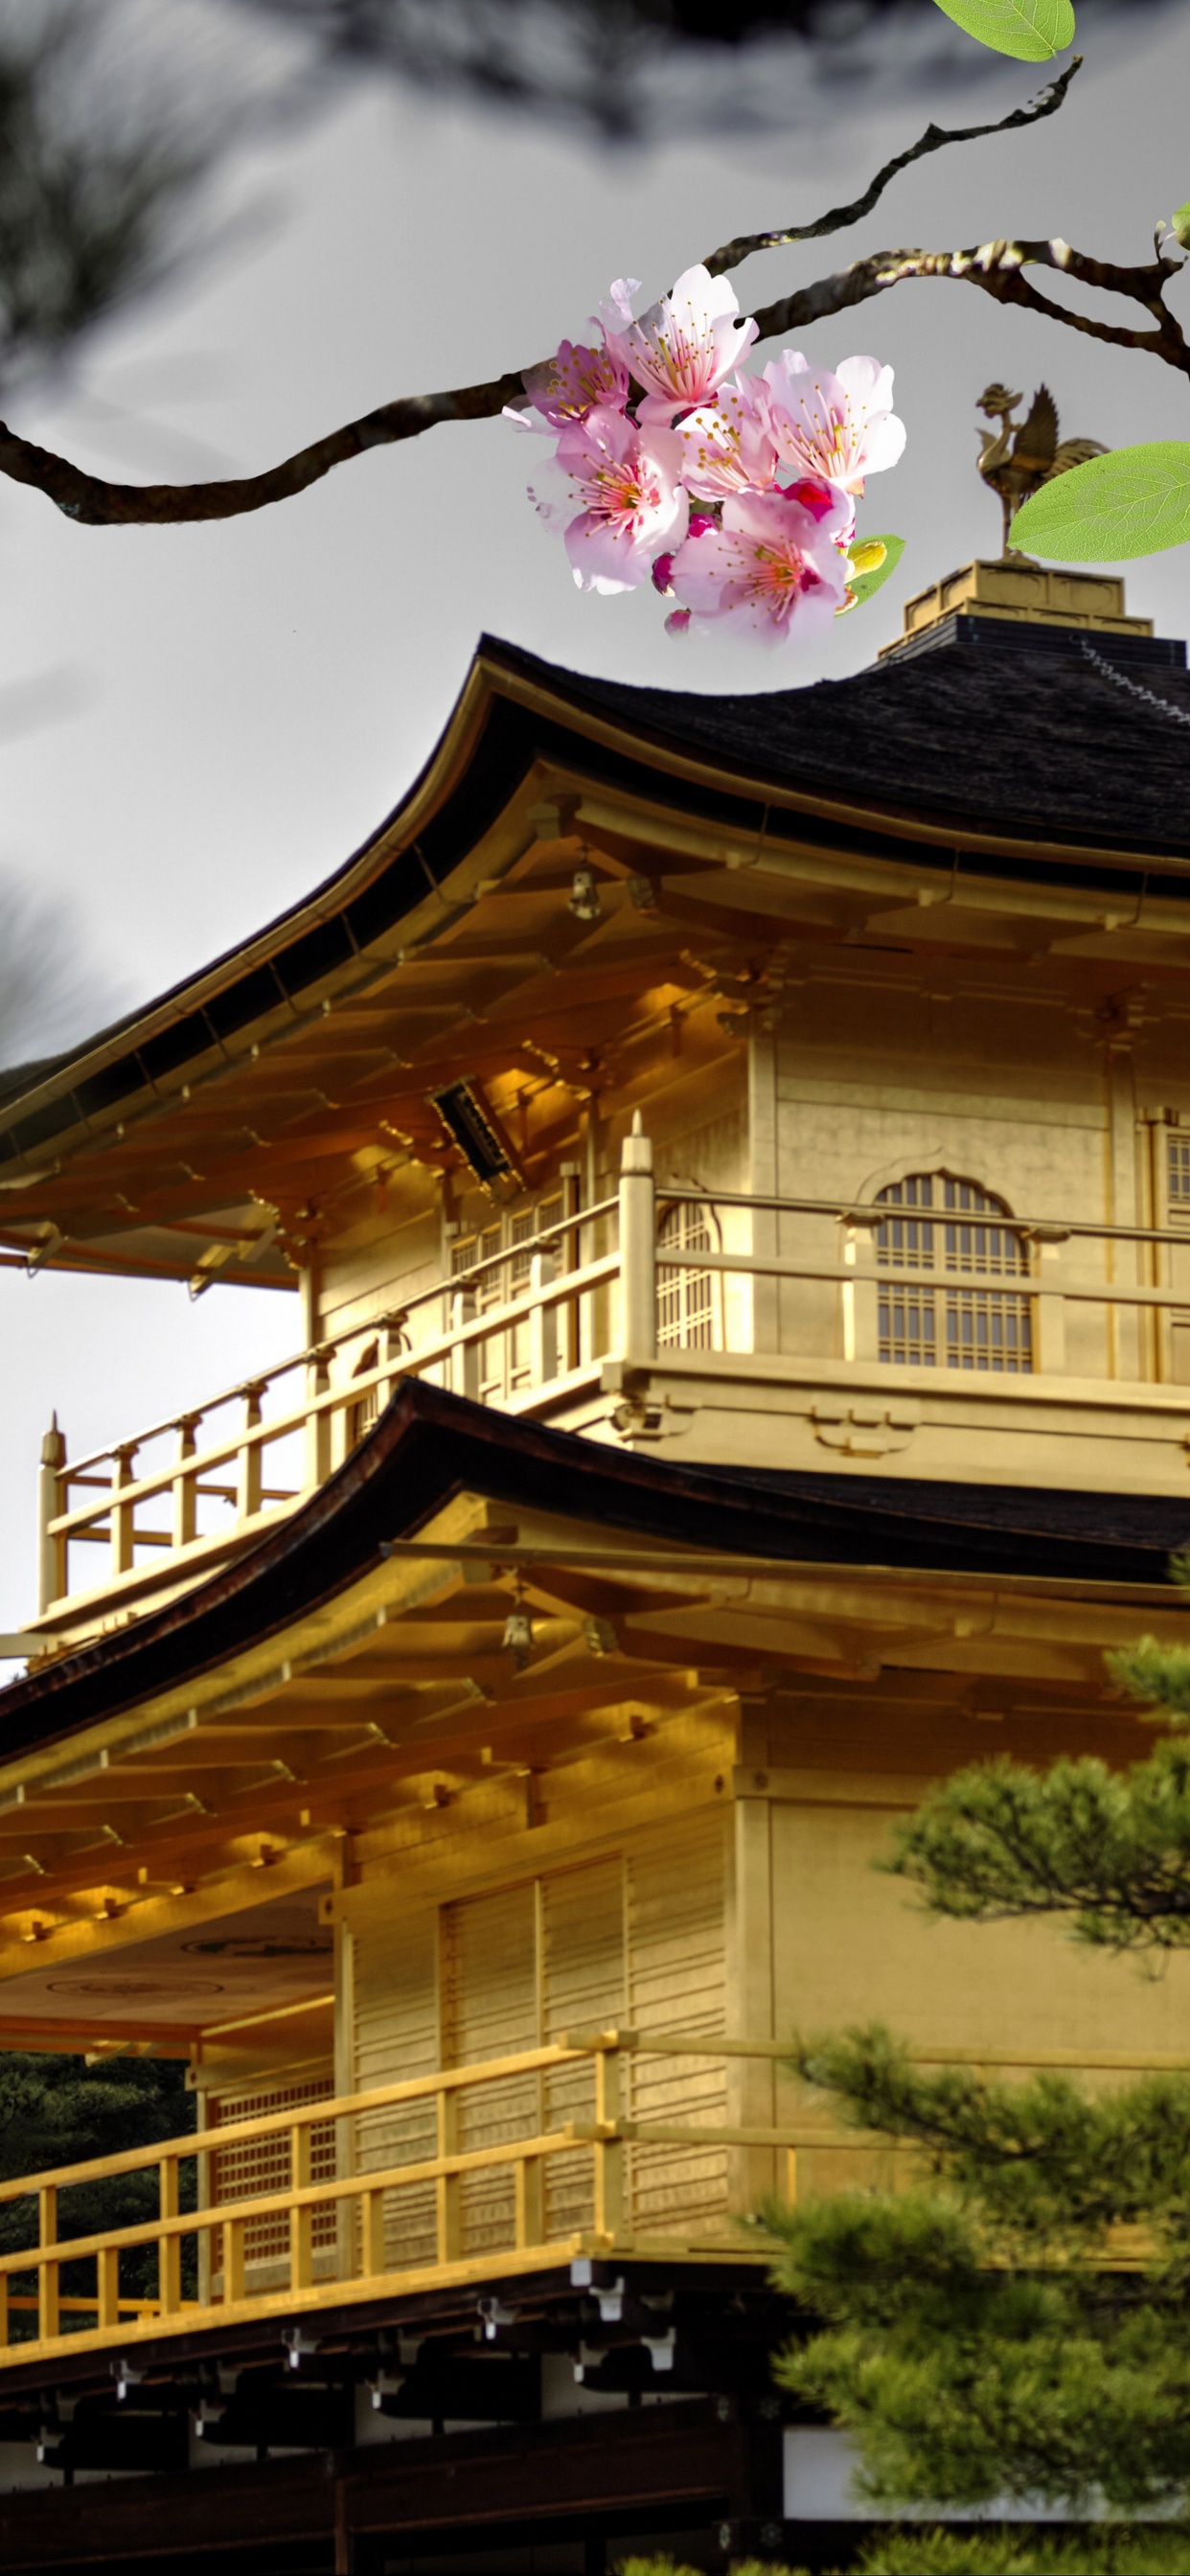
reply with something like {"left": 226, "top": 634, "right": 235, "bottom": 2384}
{"left": 33, "top": 1116, "right": 1190, "bottom": 1619}
{"left": 0, "top": 2031, "right": 1168, "bottom": 2368}
{"left": 0, "top": 2031, "right": 818, "bottom": 2368}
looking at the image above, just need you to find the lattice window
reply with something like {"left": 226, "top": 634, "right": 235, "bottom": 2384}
{"left": 656, "top": 1201, "right": 719, "bottom": 1350}
{"left": 876, "top": 1175, "right": 1032, "bottom": 1374}
{"left": 1170, "top": 1135, "right": 1190, "bottom": 1215}
{"left": 210, "top": 2076, "right": 336, "bottom": 2266}
{"left": 450, "top": 1194, "right": 564, "bottom": 1400}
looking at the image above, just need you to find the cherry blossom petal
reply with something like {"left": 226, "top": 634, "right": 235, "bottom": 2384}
{"left": 676, "top": 375, "right": 780, "bottom": 500}
{"left": 765, "top": 350, "right": 905, "bottom": 495}
{"left": 532, "top": 406, "right": 688, "bottom": 595}
{"left": 604, "top": 264, "right": 758, "bottom": 426}
{"left": 667, "top": 487, "right": 852, "bottom": 645}
{"left": 513, "top": 335, "right": 630, "bottom": 435}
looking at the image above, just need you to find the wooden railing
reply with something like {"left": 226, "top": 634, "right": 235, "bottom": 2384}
{"left": 0, "top": 2030, "right": 1168, "bottom": 2366}
{"left": 0, "top": 2031, "right": 805, "bottom": 2367}
{"left": 34, "top": 1117, "right": 1190, "bottom": 1615}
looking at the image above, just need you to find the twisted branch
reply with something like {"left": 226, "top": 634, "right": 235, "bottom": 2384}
{"left": 3, "top": 55, "right": 1179, "bottom": 536}
{"left": 701, "top": 53, "right": 1082, "bottom": 277}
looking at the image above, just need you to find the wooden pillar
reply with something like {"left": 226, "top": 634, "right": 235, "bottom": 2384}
{"left": 36, "top": 1414, "right": 66, "bottom": 1614}
{"left": 730, "top": 1698, "right": 777, "bottom": 2216}
{"left": 300, "top": 1255, "right": 320, "bottom": 1352}
{"left": 172, "top": 1413, "right": 200, "bottom": 1548}
{"left": 237, "top": 1383, "right": 265, "bottom": 1520}
{"left": 1030, "top": 1228, "right": 1068, "bottom": 1375}
{"left": 748, "top": 1023, "right": 779, "bottom": 1356}
{"left": 305, "top": 1348, "right": 332, "bottom": 1488}
{"left": 1106, "top": 1041, "right": 1142, "bottom": 1380}
{"left": 530, "top": 1251, "right": 557, "bottom": 1387}
{"left": 619, "top": 1113, "right": 656, "bottom": 1361}
{"left": 110, "top": 1443, "right": 138, "bottom": 1580}
{"left": 842, "top": 1220, "right": 881, "bottom": 1364}
{"left": 450, "top": 1292, "right": 479, "bottom": 1400}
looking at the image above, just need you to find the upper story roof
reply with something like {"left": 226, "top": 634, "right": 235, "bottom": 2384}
{"left": 1, "top": 601, "right": 1187, "bottom": 1289}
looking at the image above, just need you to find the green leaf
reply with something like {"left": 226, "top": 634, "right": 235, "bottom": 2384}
{"left": 1173, "top": 199, "right": 1190, "bottom": 249}
{"left": 839, "top": 533, "right": 905, "bottom": 614}
{"left": 929, "top": 0, "right": 1075, "bottom": 59}
{"left": 1011, "top": 442, "right": 1190, "bottom": 562}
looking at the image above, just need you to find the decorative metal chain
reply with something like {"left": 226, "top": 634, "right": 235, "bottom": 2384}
{"left": 1079, "top": 635, "right": 1190, "bottom": 729}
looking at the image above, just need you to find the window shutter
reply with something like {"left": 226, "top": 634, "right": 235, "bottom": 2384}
{"left": 628, "top": 1811, "right": 728, "bottom": 2237}
{"left": 352, "top": 1913, "right": 439, "bottom": 2267}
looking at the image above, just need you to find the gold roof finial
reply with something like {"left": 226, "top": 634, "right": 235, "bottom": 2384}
{"left": 975, "top": 382, "right": 1108, "bottom": 559}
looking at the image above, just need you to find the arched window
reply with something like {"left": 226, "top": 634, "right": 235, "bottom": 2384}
{"left": 656, "top": 1199, "right": 721, "bottom": 1351}
{"left": 875, "top": 1175, "right": 1032, "bottom": 1373}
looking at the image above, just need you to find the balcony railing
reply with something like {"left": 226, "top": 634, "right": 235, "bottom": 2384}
{"left": 0, "top": 2028, "right": 1164, "bottom": 2372}
{"left": 0, "top": 2031, "right": 796, "bottom": 2369}
{"left": 33, "top": 1116, "right": 1190, "bottom": 1621}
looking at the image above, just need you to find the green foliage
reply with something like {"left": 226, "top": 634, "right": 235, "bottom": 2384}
{"left": 760, "top": 1628, "right": 1190, "bottom": 2525}
{"left": 1172, "top": 202, "right": 1190, "bottom": 252}
{"left": 843, "top": 535, "right": 906, "bottom": 613}
{"left": 0, "top": 2053, "right": 195, "bottom": 2307}
{"left": 618, "top": 2538, "right": 1190, "bottom": 2576}
{"left": 1011, "top": 445, "right": 1190, "bottom": 564}
{"left": 857, "top": 2534, "right": 1190, "bottom": 2574}
{"left": 885, "top": 1732, "right": 1190, "bottom": 1949}
{"left": 927, "top": 0, "right": 1075, "bottom": 60}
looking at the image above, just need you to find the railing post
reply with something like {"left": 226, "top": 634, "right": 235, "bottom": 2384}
{"left": 593, "top": 2043, "right": 625, "bottom": 2245}
{"left": 1030, "top": 1228, "right": 1068, "bottom": 1375}
{"left": 159, "top": 2154, "right": 181, "bottom": 2314}
{"left": 619, "top": 1113, "right": 656, "bottom": 1360}
{"left": 110, "top": 1443, "right": 138, "bottom": 1580}
{"left": 38, "top": 2184, "right": 59, "bottom": 2340}
{"left": 560, "top": 1162, "right": 582, "bottom": 1371}
{"left": 842, "top": 1219, "right": 881, "bottom": 1364}
{"left": 222, "top": 2215, "right": 245, "bottom": 2306}
{"left": 515, "top": 2154, "right": 544, "bottom": 2250}
{"left": 450, "top": 1293, "right": 479, "bottom": 1401}
{"left": 529, "top": 1252, "right": 558, "bottom": 1387}
{"left": 97, "top": 2242, "right": 121, "bottom": 2331}
{"left": 437, "top": 2090, "right": 461, "bottom": 2263}
{"left": 305, "top": 1347, "right": 332, "bottom": 1489}
{"left": 37, "top": 1414, "right": 66, "bottom": 1613}
{"left": 380, "top": 1309, "right": 408, "bottom": 1404}
{"left": 360, "top": 2185, "right": 386, "bottom": 2279}
{"left": 237, "top": 1382, "right": 265, "bottom": 1520}
{"left": 290, "top": 2122, "right": 313, "bottom": 2289}
{"left": 172, "top": 1414, "right": 201, "bottom": 1549}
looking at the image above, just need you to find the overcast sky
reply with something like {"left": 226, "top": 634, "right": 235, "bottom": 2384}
{"left": 1, "top": 0, "right": 1188, "bottom": 1637}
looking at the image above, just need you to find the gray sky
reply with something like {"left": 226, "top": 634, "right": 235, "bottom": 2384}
{"left": 2, "top": 0, "right": 1188, "bottom": 1634}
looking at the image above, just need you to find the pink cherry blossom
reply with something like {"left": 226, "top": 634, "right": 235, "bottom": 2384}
{"left": 604, "top": 264, "right": 758, "bottom": 427}
{"left": 530, "top": 405, "right": 688, "bottom": 595}
{"left": 666, "top": 486, "right": 853, "bottom": 645}
{"left": 675, "top": 374, "right": 780, "bottom": 500}
{"left": 764, "top": 351, "right": 905, "bottom": 498}
{"left": 506, "top": 334, "right": 630, "bottom": 436}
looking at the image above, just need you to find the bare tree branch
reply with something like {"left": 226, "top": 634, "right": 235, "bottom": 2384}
{"left": 753, "top": 235, "right": 1190, "bottom": 371}
{"left": 701, "top": 53, "right": 1083, "bottom": 277}
{"left": 6, "top": 61, "right": 1182, "bottom": 537}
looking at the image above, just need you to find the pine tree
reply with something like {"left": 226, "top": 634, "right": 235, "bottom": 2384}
{"left": 754, "top": 1598, "right": 1190, "bottom": 2561}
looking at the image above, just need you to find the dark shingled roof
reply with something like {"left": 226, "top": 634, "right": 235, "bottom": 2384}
{"left": 0, "top": 1382, "right": 1183, "bottom": 1764}
{"left": 487, "top": 622, "right": 1190, "bottom": 858}
{"left": 3, "top": 619, "right": 1186, "bottom": 1127}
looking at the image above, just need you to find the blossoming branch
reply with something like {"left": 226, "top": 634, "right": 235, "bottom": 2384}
{"left": 508, "top": 264, "right": 904, "bottom": 646}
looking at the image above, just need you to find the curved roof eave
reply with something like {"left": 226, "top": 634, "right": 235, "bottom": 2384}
{"left": 0, "top": 1380, "right": 1182, "bottom": 1772}
{"left": 4, "top": 630, "right": 1190, "bottom": 1176}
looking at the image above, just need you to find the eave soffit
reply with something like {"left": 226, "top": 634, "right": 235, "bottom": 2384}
{"left": 4, "top": 636, "right": 1190, "bottom": 1279}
